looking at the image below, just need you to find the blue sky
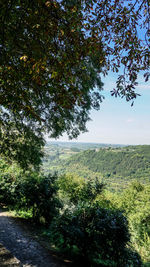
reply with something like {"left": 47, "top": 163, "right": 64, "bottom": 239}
{"left": 47, "top": 72, "right": 150, "bottom": 145}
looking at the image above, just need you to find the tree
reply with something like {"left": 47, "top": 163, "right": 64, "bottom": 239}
{"left": 0, "top": 0, "right": 149, "bottom": 167}
{"left": 0, "top": 117, "right": 45, "bottom": 168}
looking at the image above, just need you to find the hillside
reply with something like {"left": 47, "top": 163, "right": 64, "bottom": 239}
{"left": 42, "top": 144, "right": 150, "bottom": 191}
{"left": 65, "top": 145, "right": 150, "bottom": 177}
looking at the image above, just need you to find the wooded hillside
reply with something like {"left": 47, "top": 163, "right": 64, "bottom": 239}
{"left": 42, "top": 144, "right": 150, "bottom": 190}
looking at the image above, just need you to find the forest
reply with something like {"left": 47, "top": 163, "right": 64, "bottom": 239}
{"left": 0, "top": 0, "right": 150, "bottom": 266}
{"left": 43, "top": 143, "right": 150, "bottom": 191}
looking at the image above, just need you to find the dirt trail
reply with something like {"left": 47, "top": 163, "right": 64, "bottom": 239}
{"left": 0, "top": 209, "right": 66, "bottom": 267}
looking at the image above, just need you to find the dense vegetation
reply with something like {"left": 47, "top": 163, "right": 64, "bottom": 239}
{"left": 0, "top": 159, "right": 61, "bottom": 224}
{"left": 1, "top": 149, "right": 150, "bottom": 266}
{"left": 42, "top": 144, "right": 150, "bottom": 191}
{"left": 65, "top": 146, "right": 150, "bottom": 176}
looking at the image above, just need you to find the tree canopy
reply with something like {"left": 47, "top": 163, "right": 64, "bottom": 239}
{"left": 0, "top": 0, "right": 149, "bottom": 167}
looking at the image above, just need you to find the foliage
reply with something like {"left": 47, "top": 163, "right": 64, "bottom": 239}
{"left": 84, "top": 0, "right": 150, "bottom": 101}
{"left": 42, "top": 143, "right": 150, "bottom": 264}
{"left": 50, "top": 202, "right": 141, "bottom": 266}
{"left": 0, "top": 0, "right": 104, "bottom": 167}
{"left": 70, "top": 147, "right": 81, "bottom": 152}
{"left": 110, "top": 182, "right": 150, "bottom": 263}
{"left": 0, "top": 0, "right": 149, "bottom": 167}
{"left": 58, "top": 174, "right": 104, "bottom": 205}
{"left": 48, "top": 145, "right": 150, "bottom": 191}
{"left": 0, "top": 158, "right": 144, "bottom": 265}
{"left": 65, "top": 146, "right": 150, "bottom": 177}
{"left": 0, "top": 159, "right": 61, "bottom": 224}
{"left": 0, "top": 159, "right": 23, "bottom": 204}
{"left": 49, "top": 173, "right": 141, "bottom": 266}
{"left": 15, "top": 173, "right": 62, "bottom": 224}
{"left": 0, "top": 120, "right": 45, "bottom": 169}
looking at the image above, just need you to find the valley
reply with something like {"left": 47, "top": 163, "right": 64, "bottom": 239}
{"left": 42, "top": 142, "right": 150, "bottom": 191}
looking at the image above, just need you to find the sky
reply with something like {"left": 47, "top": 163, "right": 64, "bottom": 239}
{"left": 47, "top": 72, "right": 150, "bottom": 145}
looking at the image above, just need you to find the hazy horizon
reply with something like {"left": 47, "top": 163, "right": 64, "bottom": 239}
{"left": 46, "top": 139, "right": 150, "bottom": 146}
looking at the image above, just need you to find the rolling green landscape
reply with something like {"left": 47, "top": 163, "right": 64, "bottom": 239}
{"left": 42, "top": 142, "right": 150, "bottom": 191}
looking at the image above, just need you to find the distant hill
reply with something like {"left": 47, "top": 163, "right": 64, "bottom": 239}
{"left": 42, "top": 144, "right": 150, "bottom": 191}
{"left": 65, "top": 145, "right": 150, "bottom": 175}
{"left": 46, "top": 141, "right": 125, "bottom": 149}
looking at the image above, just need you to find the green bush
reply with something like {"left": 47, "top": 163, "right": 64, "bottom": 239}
{"left": 0, "top": 173, "right": 17, "bottom": 204}
{"left": 0, "top": 159, "right": 21, "bottom": 205}
{"left": 0, "top": 160, "right": 61, "bottom": 224}
{"left": 115, "top": 182, "right": 150, "bottom": 263}
{"left": 50, "top": 202, "right": 141, "bottom": 266}
{"left": 58, "top": 174, "right": 104, "bottom": 205}
{"left": 15, "top": 173, "right": 62, "bottom": 224}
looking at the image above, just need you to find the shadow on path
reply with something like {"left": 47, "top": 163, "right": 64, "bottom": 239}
{"left": 0, "top": 243, "right": 21, "bottom": 266}
{"left": 0, "top": 209, "right": 66, "bottom": 267}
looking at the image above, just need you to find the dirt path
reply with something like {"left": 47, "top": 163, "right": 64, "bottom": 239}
{"left": 0, "top": 209, "right": 66, "bottom": 267}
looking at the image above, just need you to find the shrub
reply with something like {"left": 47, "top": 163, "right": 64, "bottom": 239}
{"left": 58, "top": 174, "right": 104, "bottom": 205}
{"left": 15, "top": 173, "right": 62, "bottom": 224}
{"left": 0, "top": 160, "right": 61, "bottom": 224}
{"left": 0, "top": 159, "right": 21, "bottom": 205}
{"left": 50, "top": 202, "right": 142, "bottom": 266}
{"left": 115, "top": 182, "right": 150, "bottom": 263}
